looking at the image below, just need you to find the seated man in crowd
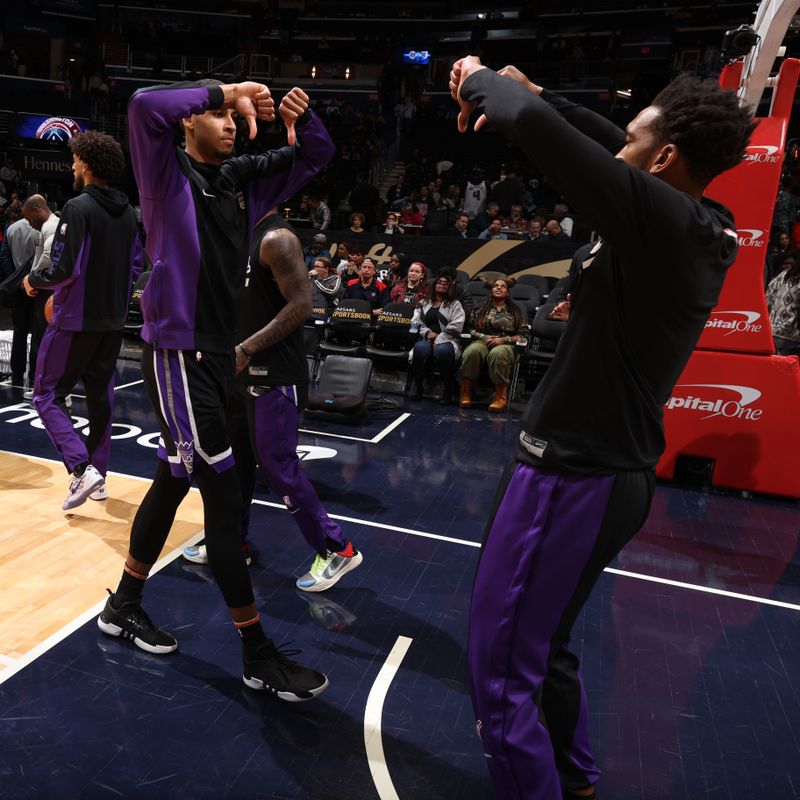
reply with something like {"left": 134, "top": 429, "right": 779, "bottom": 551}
{"left": 470, "top": 200, "right": 500, "bottom": 236}
{"left": 479, "top": 218, "right": 509, "bottom": 240}
{"left": 303, "top": 232, "right": 328, "bottom": 268}
{"left": 309, "top": 256, "right": 342, "bottom": 316}
{"left": 344, "top": 256, "right": 390, "bottom": 314}
{"left": 448, "top": 212, "right": 472, "bottom": 238}
{"left": 501, "top": 204, "right": 528, "bottom": 235}
{"left": 545, "top": 219, "right": 570, "bottom": 241}
{"left": 527, "top": 218, "right": 546, "bottom": 241}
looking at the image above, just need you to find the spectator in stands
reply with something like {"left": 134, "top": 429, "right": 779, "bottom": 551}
{"left": 441, "top": 183, "right": 464, "bottom": 212}
{"left": 463, "top": 168, "right": 489, "bottom": 220}
{"left": 767, "top": 252, "right": 800, "bottom": 355}
{"left": 10, "top": 174, "right": 25, "bottom": 202}
{"left": 772, "top": 179, "right": 795, "bottom": 235}
{"left": 490, "top": 165, "right": 525, "bottom": 214}
{"left": 527, "top": 219, "right": 546, "bottom": 241}
{"left": 448, "top": 212, "right": 472, "bottom": 238}
{"left": 386, "top": 174, "right": 407, "bottom": 209}
{"left": 479, "top": 218, "right": 508, "bottom": 240}
{"left": 344, "top": 257, "right": 389, "bottom": 313}
{"left": 339, "top": 246, "right": 364, "bottom": 281}
{"left": 303, "top": 232, "right": 328, "bottom": 268}
{"left": 383, "top": 252, "right": 407, "bottom": 288}
{"left": 0, "top": 158, "right": 18, "bottom": 191}
{"left": 332, "top": 241, "right": 351, "bottom": 273}
{"left": 390, "top": 260, "right": 429, "bottom": 304}
{"left": 378, "top": 211, "right": 405, "bottom": 236}
{"left": 545, "top": 219, "right": 570, "bottom": 241}
{"left": 348, "top": 172, "right": 380, "bottom": 227}
{"left": 409, "top": 273, "right": 465, "bottom": 405}
{"left": 459, "top": 278, "right": 527, "bottom": 412}
{"left": 501, "top": 204, "right": 528, "bottom": 235}
{"left": 553, "top": 202, "right": 575, "bottom": 238}
{"left": 348, "top": 212, "right": 366, "bottom": 234}
{"left": 415, "top": 185, "right": 432, "bottom": 218}
{"left": 471, "top": 200, "right": 499, "bottom": 236}
{"left": 309, "top": 256, "right": 342, "bottom": 316}
{"left": 309, "top": 194, "right": 331, "bottom": 230}
{"left": 765, "top": 230, "right": 793, "bottom": 287}
{"left": 399, "top": 200, "right": 424, "bottom": 235}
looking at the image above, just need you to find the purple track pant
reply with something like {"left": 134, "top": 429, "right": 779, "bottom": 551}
{"left": 468, "top": 462, "right": 654, "bottom": 799}
{"left": 239, "top": 385, "right": 345, "bottom": 557}
{"left": 32, "top": 327, "right": 122, "bottom": 476}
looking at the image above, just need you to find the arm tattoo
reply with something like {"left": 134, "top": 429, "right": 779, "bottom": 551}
{"left": 242, "top": 229, "right": 312, "bottom": 354}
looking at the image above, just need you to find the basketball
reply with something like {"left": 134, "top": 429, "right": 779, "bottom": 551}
{"left": 44, "top": 295, "right": 54, "bottom": 324}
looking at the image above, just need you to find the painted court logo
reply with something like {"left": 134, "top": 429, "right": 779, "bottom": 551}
{"left": 736, "top": 228, "right": 766, "bottom": 248}
{"left": 704, "top": 310, "right": 762, "bottom": 336}
{"left": 743, "top": 144, "right": 781, "bottom": 165}
{"left": 665, "top": 384, "right": 763, "bottom": 421}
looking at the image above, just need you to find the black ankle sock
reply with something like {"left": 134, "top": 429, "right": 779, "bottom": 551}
{"left": 74, "top": 462, "right": 88, "bottom": 477}
{"left": 325, "top": 536, "right": 347, "bottom": 553}
{"left": 114, "top": 570, "right": 146, "bottom": 605}
{"left": 238, "top": 619, "right": 269, "bottom": 655}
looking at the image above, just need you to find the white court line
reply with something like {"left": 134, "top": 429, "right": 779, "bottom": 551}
{"left": 250, "top": 498, "right": 800, "bottom": 613}
{"left": 364, "top": 635, "right": 413, "bottom": 800}
{"left": 3, "top": 450, "right": 798, "bottom": 688}
{"left": 71, "top": 378, "right": 144, "bottom": 399}
{"left": 604, "top": 568, "right": 800, "bottom": 612}
{"left": 299, "top": 411, "right": 411, "bottom": 444}
{"left": 0, "top": 527, "right": 206, "bottom": 687}
{"left": 251, "top": 498, "right": 481, "bottom": 548}
{"left": 0, "top": 654, "right": 18, "bottom": 666}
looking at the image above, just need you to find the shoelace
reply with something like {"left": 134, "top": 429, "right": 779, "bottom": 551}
{"left": 309, "top": 552, "right": 334, "bottom": 576}
{"left": 259, "top": 640, "right": 306, "bottom": 673}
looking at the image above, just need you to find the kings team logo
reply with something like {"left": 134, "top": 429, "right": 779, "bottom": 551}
{"left": 35, "top": 117, "right": 83, "bottom": 142}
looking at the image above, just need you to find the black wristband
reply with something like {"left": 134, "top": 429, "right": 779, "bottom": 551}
{"left": 238, "top": 343, "right": 253, "bottom": 359}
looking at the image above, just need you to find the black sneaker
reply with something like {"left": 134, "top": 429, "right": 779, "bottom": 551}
{"left": 242, "top": 640, "right": 329, "bottom": 702}
{"left": 96, "top": 590, "right": 178, "bottom": 654}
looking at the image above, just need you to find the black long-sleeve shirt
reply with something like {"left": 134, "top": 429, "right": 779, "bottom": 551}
{"left": 461, "top": 69, "right": 738, "bottom": 473}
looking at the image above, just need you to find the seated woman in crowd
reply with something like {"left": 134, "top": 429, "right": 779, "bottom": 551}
{"left": 348, "top": 212, "right": 366, "bottom": 234}
{"left": 382, "top": 251, "right": 407, "bottom": 288}
{"left": 459, "top": 278, "right": 528, "bottom": 412}
{"left": 390, "top": 260, "right": 429, "bottom": 305}
{"left": 409, "top": 273, "right": 465, "bottom": 405}
{"left": 766, "top": 252, "right": 800, "bottom": 356}
{"left": 399, "top": 201, "right": 424, "bottom": 235}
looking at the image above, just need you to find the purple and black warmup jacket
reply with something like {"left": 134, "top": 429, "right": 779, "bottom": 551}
{"left": 127, "top": 82, "right": 335, "bottom": 354}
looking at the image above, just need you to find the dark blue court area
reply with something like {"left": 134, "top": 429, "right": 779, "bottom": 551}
{"left": 1, "top": 361, "right": 799, "bottom": 800}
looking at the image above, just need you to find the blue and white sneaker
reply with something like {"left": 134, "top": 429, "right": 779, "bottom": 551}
{"left": 296, "top": 542, "right": 363, "bottom": 592}
{"left": 183, "top": 542, "right": 251, "bottom": 567}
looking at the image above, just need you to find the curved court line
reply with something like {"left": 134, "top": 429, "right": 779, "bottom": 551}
{"left": 0, "top": 517, "right": 205, "bottom": 687}
{"left": 364, "top": 635, "right": 414, "bottom": 800}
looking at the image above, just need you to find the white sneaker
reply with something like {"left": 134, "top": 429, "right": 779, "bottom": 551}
{"left": 64, "top": 395, "right": 72, "bottom": 409}
{"left": 182, "top": 542, "right": 252, "bottom": 566}
{"left": 23, "top": 389, "right": 33, "bottom": 400}
{"left": 62, "top": 465, "right": 104, "bottom": 511}
{"left": 89, "top": 484, "right": 107, "bottom": 501}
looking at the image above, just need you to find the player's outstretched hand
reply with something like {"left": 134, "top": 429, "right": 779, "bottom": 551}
{"left": 449, "top": 55, "right": 487, "bottom": 133}
{"left": 280, "top": 87, "right": 309, "bottom": 145}
{"left": 235, "top": 82, "right": 274, "bottom": 139}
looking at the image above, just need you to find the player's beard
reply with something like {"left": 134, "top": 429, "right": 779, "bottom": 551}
{"left": 73, "top": 172, "right": 84, "bottom": 192}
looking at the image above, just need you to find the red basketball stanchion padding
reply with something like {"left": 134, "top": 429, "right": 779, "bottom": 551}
{"left": 657, "top": 349, "right": 800, "bottom": 498}
{"left": 697, "top": 58, "right": 800, "bottom": 355}
{"left": 659, "top": 58, "right": 800, "bottom": 498}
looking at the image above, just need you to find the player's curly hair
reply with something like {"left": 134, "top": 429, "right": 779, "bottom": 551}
{"left": 651, "top": 74, "right": 757, "bottom": 185}
{"left": 69, "top": 131, "right": 126, "bottom": 181}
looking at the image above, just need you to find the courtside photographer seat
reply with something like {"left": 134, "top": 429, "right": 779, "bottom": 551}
{"left": 305, "top": 354, "right": 372, "bottom": 424}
